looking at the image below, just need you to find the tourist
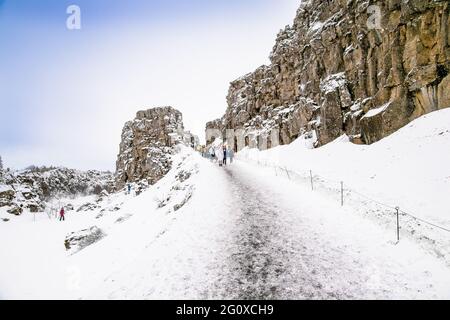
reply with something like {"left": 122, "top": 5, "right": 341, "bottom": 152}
{"left": 216, "top": 146, "right": 224, "bottom": 166}
{"left": 59, "top": 207, "right": 65, "bottom": 221}
{"left": 222, "top": 146, "right": 227, "bottom": 166}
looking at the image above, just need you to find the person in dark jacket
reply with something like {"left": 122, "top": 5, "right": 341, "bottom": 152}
{"left": 223, "top": 146, "right": 227, "bottom": 166}
{"left": 59, "top": 207, "right": 65, "bottom": 221}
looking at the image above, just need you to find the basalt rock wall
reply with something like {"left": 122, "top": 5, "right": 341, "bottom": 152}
{"left": 207, "top": 0, "right": 450, "bottom": 149}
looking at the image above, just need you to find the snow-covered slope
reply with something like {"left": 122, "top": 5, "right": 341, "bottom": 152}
{"left": 237, "top": 109, "right": 450, "bottom": 262}
{"left": 0, "top": 146, "right": 232, "bottom": 299}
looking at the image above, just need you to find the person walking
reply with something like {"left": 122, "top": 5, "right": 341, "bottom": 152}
{"left": 209, "top": 146, "right": 215, "bottom": 161}
{"left": 222, "top": 146, "right": 227, "bottom": 166}
{"left": 216, "top": 146, "right": 224, "bottom": 166}
{"left": 59, "top": 207, "right": 65, "bottom": 221}
{"left": 127, "top": 183, "right": 132, "bottom": 195}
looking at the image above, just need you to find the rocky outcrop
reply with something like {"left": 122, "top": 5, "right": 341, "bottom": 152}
{"left": 207, "top": 0, "right": 450, "bottom": 149}
{"left": 0, "top": 168, "right": 113, "bottom": 215}
{"left": 115, "top": 107, "right": 198, "bottom": 190}
{"left": 64, "top": 226, "right": 106, "bottom": 254}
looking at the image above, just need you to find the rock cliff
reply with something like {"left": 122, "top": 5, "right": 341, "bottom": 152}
{"left": 207, "top": 0, "right": 450, "bottom": 149}
{"left": 115, "top": 107, "right": 198, "bottom": 190}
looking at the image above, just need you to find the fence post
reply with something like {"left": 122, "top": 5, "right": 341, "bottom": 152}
{"left": 284, "top": 167, "right": 291, "bottom": 180}
{"left": 341, "top": 181, "right": 344, "bottom": 206}
{"left": 310, "top": 170, "right": 314, "bottom": 191}
{"left": 396, "top": 207, "right": 400, "bottom": 242}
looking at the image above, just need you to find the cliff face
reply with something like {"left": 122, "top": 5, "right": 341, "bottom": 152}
{"left": 207, "top": 0, "right": 450, "bottom": 148}
{"left": 115, "top": 107, "right": 198, "bottom": 190}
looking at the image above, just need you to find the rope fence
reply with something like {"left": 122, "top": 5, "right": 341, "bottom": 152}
{"left": 238, "top": 155, "right": 450, "bottom": 243}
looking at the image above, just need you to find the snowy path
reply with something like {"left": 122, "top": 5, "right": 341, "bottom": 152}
{"left": 217, "top": 164, "right": 352, "bottom": 299}
{"left": 207, "top": 161, "right": 450, "bottom": 299}
{"left": 84, "top": 156, "right": 450, "bottom": 299}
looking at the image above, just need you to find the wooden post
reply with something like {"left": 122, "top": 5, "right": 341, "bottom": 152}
{"left": 284, "top": 167, "right": 291, "bottom": 180}
{"left": 310, "top": 170, "right": 314, "bottom": 191}
{"left": 396, "top": 207, "right": 400, "bottom": 242}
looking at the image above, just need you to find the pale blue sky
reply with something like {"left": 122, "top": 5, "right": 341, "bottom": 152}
{"left": 0, "top": 0, "right": 300, "bottom": 170}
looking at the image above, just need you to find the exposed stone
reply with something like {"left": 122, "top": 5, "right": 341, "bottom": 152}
{"left": 173, "top": 187, "right": 194, "bottom": 212}
{"left": 438, "top": 74, "right": 450, "bottom": 109}
{"left": 115, "top": 107, "right": 198, "bottom": 191}
{"left": 26, "top": 202, "right": 43, "bottom": 213}
{"left": 76, "top": 202, "right": 100, "bottom": 213}
{"left": 175, "top": 170, "right": 192, "bottom": 183}
{"left": 64, "top": 226, "right": 106, "bottom": 254}
{"left": 115, "top": 213, "right": 132, "bottom": 224}
{"left": 206, "top": 0, "right": 450, "bottom": 149}
{"left": 0, "top": 187, "right": 15, "bottom": 207}
{"left": 96, "top": 190, "right": 110, "bottom": 203}
{"left": 7, "top": 205, "right": 23, "bottom": 216}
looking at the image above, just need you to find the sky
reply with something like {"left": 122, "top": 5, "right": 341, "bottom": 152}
{"left": 0, "top": 0, "right": 300, "bottom": 171}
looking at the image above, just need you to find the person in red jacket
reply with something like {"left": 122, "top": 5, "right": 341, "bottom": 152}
{"left": 59, "top": 207, "right": 65, "bottom": 221}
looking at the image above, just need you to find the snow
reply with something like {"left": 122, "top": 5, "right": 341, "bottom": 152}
{"left": 0, "top": 147, "right": 232, "bottom": 299}
{"left": 276, "top": 106, "right": 295, "bottom": 115}
{"left": 344, "top": 44, "right": 355, "bottom": 56}
{"left": 320, "top": 72, "right": 346, "bottom": 94}
{"left": 0, "top": 185, "right": 13, "bottom": 193}
{"left": 1, "top": 110, "right": 450, "bottom": 299}
{"left": 362, "top": 102, "right": 391, "bottom": 119}
{"left": 237, "top": 109, "right": 450, "bottom": 263}
{"left": 219, "top": 161, "right": 450, "bottom": 299}
{"left": 310, "top": 21, "right": 324, "bottom": 32}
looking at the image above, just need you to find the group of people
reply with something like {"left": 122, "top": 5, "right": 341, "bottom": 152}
{"left": 203, "top": 145, "right": 234, "bottom": 166}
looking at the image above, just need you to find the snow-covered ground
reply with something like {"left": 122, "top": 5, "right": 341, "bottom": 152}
{"left": 1, "top": 110, "right": 450, "bottom": 299}
{"left": 241, "top": 109, "right": 450, "bottom": 226}
{"left": 0, "top": 146, "right": 234, "bottom": 299}
{"left": 238, "top": 109, "right": 450, "bottom": 265}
